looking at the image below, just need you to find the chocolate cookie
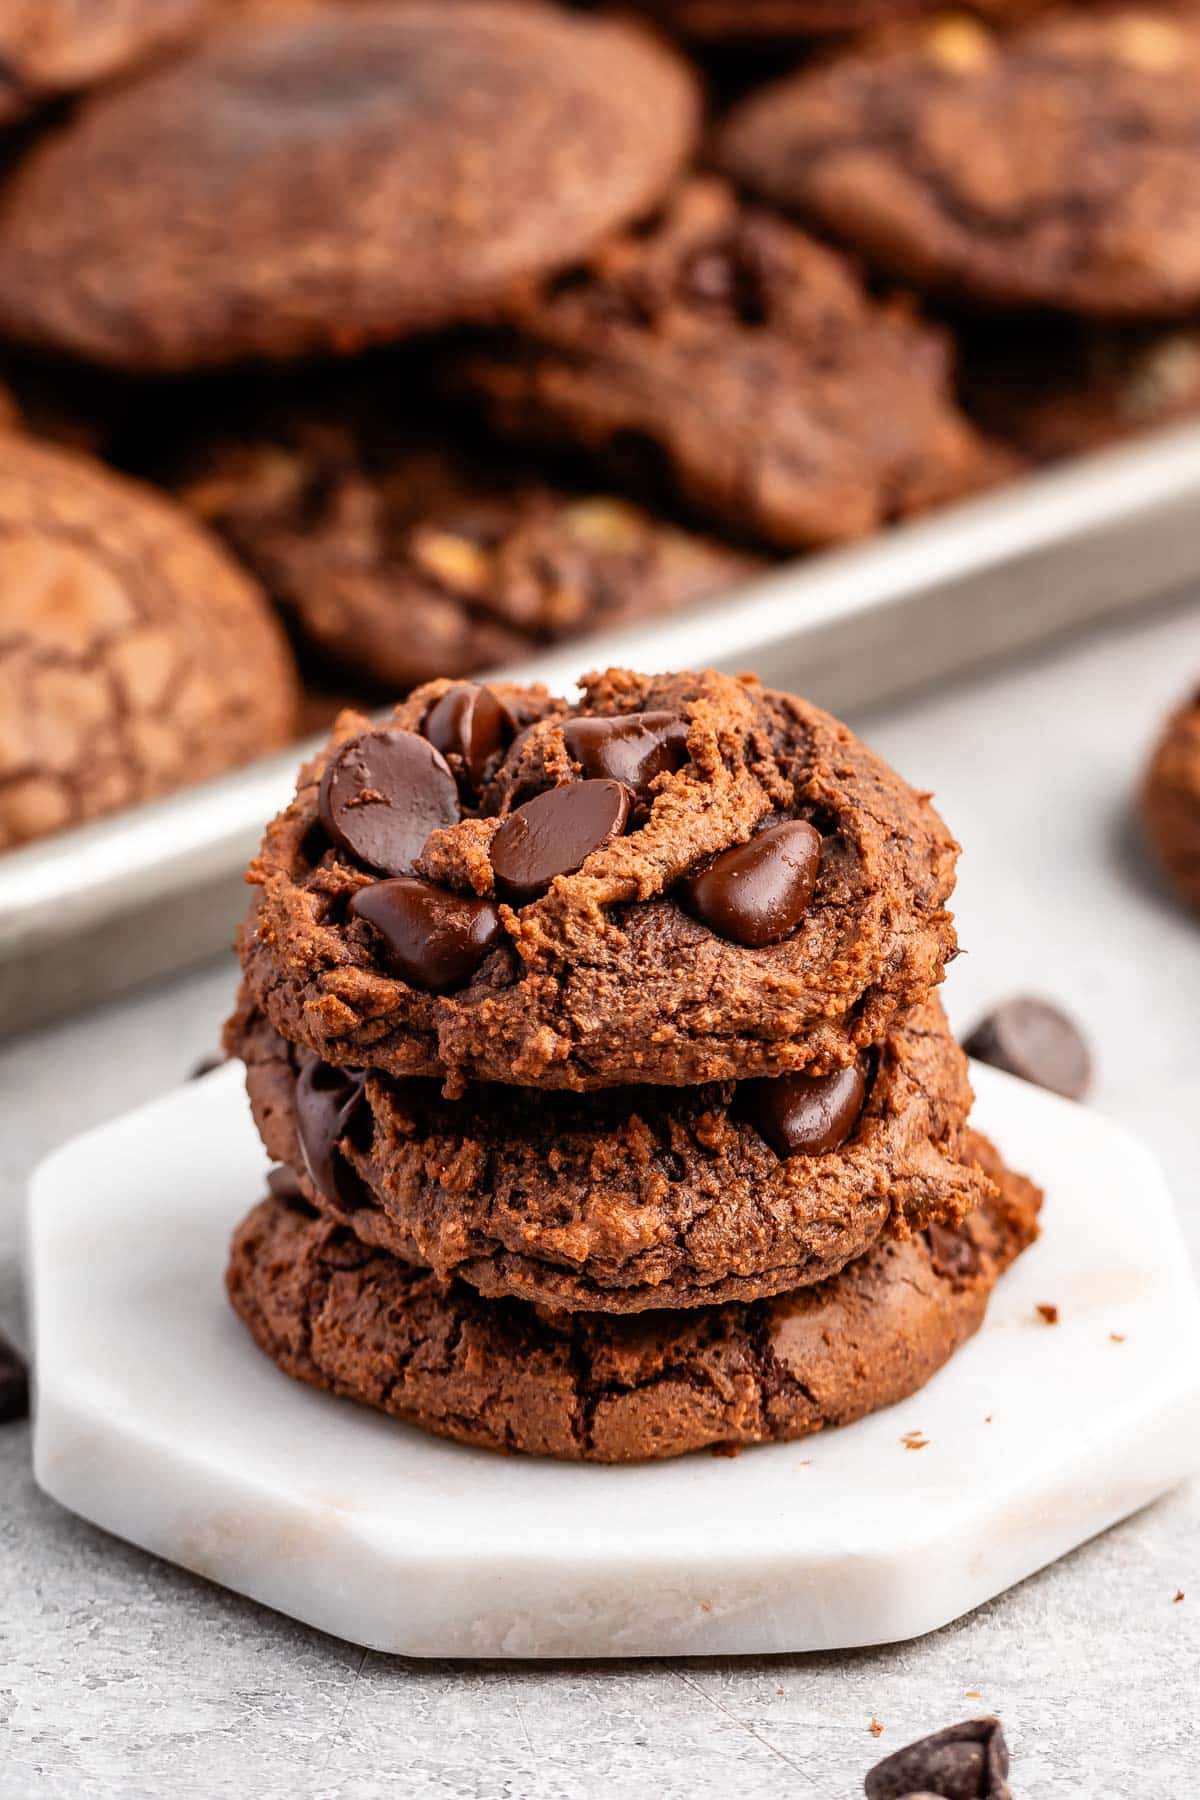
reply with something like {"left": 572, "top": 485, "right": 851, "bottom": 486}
{"left": 0, "top": 0, "right": 211, "bottom": 123}
{"left": 237, "top": 667, "right": 959, "bottom": 1090}
{"left": 462, "top": 180, "right": 1007, "bottom": 551}
{"left": 226, "top": 1131, "right": 1040, "bottom": 1462}
{"left": 233, "top": 996, "right": 991, "bottom": 1311}
{"left": 0, "top": 3, "right": 698, "bottom": 371}
{"left": 718, "top": 8, "right": 1200, "bottom": 318}
{"left": 0, "top": 436, "right": 300, "bottom": 852}
{"left": 1142, "top": 686, "right": 1200, "bottom": 912}
{"left": 964, "top": 323, "right": 1200, "bottom": 462}
{"left": 176, "top": 402, "right": 760, "bottom": 692}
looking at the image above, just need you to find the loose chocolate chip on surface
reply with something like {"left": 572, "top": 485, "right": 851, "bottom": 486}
{"left": 350, "top": 877, "right": 505, "bottom": 992}
{"left": 562, "top": 711, "right": 689, "bottom": 792}
{"left": 424, "top": 683, "right": 510, "bottom": 787}
{"left": 963, "top": 996, "right": 1091, "bottom": 1101}
{"left": 490, "top": 779, "right": 631, "bottom": 906}
{"left": 0, "top": 1330, "right": 29, "bottom": 1426}
{"left": 678, "top": 818, "right": 821, "bottom": 947}
{"left": 865, "top": 1716, "right": 1011, "bottom": 1800}
{"left": 927, "top": 1221, "right": 979, "bottom": 1282}
{"left": 746, "top": 1060, "right": 867, "bottom": 1158}
{"left": 295, "top": 1055, "right": 369, "bottom": 1207}
{"left": 318, "top": 729, "right": 459, "bottom": 876}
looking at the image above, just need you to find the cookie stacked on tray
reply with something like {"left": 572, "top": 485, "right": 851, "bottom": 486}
{"left": 225, "top": 667, "right": 1041, "bottom": 1463}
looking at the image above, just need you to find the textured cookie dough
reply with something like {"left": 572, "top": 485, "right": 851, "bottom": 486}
{"left": 718, "top": 8, "right": 1200, "bottom": 318}
{"left": 963, "top": 324, "right": 1200, "bottom": 461}
{"left": 462, "top": 180, "right": 1007, "bottom": 551}
{"left": 0, "top": 435, "right": 299, "bottom": 852}
{"left": 0, "top": 0, "right": 211, "bottom": 123}
{"left": 238, "top": 667, "right": 960, "bottom": 1090}
{"left": 0, "top": 2, "right": 699, "bottom": 370}
{"left": 175, "top": 398, "right": 761, "bottom": 692}
{"left": 233, "top": 996, "right": 992, "bottom": 1311}
{"left": 1143, "top": 686, "right": 1200, "bottom": 913}
{"left": 226, "top": 1132, "right": 1041, "bottom": 1463}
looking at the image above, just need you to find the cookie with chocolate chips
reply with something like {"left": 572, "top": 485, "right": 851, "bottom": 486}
{"left": 175, "top": 397, "right": 760, "bottom": 692}
{"left": 236, "top": 666, "right": 960, "bottom": 1091}
{"left": 461, "top": 180, "right": 1007, "bottom": 552}
{"left": 0, "top": 0, "right": 212, "bottom": 124}
{"left": 0, "top": 435, "right": 299, "bottom": 852}
{"left": 230, "top": 995, "right": 991, "bottom": 1311}
{"left": 0, "top": 3, "right": 698, "bottom": 370}
{"left": 1143, "top": 684, "right": 1200, "bottom": 913}
{"left": 226, "top": 1131, "right": 1041, "bottom": 1462}
{"left": 718, "top": 8, "right": 1200, "bottom": 318}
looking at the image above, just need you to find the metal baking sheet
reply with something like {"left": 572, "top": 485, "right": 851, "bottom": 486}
{"left": 3, "top": 419, "right": 1200, "bottom": 1039}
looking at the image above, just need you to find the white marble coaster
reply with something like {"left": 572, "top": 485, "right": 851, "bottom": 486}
{"left": 27, "top": 1061, "right": 1200, "bottom": 1660}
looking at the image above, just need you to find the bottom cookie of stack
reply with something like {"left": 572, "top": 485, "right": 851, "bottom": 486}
{"left": 226, "top": 1133, "right": 1040, "bottom": 1464}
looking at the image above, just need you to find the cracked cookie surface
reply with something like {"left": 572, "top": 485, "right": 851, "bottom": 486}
{"left": 0, "top": 2, "right": 698, "bottom": 370}
{"left": 460, "top": 179, "right": 1009, "bottom": 553}
{"left": 0, "top": 435, "right": 299, "bottom": 851}
{"left": 237, "top": 666, "right": 960, "bottom": 1090}
{"left": 233, "top": 996, "right": 991, "bottom": 1311}
{"left": 1143, "top": 686, "right": 1200, "bottom": 912}
{"left": 174, "top": 394, "right": 760, "bottom": 692}
{"left": 226, "top": 1132, "right": 1040, "bottom": 1462}
{"left": 718, "top": 8, "right": 1200, "bottom": 318}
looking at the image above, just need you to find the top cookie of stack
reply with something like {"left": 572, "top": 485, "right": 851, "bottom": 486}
{"left": 237, "top": 666, "right": 959, "bottom": 1091}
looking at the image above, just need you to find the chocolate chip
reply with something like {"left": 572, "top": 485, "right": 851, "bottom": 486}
{"left": 679, "top": 819, "right": 822, "bottom": 948}
{"left": 865, "top": 1717, "right": 1011, "bottom": 1800}
{"left": 490, "top": 779, "right": 631, "bottom": 906}
{"left": 746, "top": 1061, "right": 867, "bottom": 1158}
{"left": 295, "top": 1055, "right": 370, "bottom": 1209}
{"left": 350, "top": 877, "right": 504, "bottom": 992}
{"left": 562, "top": 711, "right": 689, "bottom": 793}
{"left": 927, "top": 1221, "right": 979, "bottom": 1282}
{"left": 267, "top": 1163, "right": 305, "bottom": 1202}
{"left": 0, "top": 1329, "right": 29, "bottom": 1426}
{"left": 962, "top": 996, "right": 1091, "bottom": 1101}
{"left": 423, "top": 682, "right": 511, "bottom": 788}
{"left": 318, "top": 729, "right": 459, "bottom": 877}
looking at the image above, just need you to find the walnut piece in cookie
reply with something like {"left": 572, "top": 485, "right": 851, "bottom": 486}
{"left": 236, "top": 666, "right": 960, "bottom": 1090}
{"left": 225, "top": 1131, "right": 1041, "bottom": 1463}
{"left": 460, "top": 179, "right": 1010, "bottom": 553}
{"left": 0, "top": 435, "right": 300, "bottom": 852}
{"left": 1143, "top": 685, "right": 1200, "bottom": 913}
{"left": 230, "top": 995, "right": 994, "bottom": 1313}
{"left": 718, "top": 8, "right": 1200, "bottom": 318}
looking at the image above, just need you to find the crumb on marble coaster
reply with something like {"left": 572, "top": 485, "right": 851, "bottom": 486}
{"left": 901, "top": 1430, "right": 929, "bottom": 1451}
{"left": 869, "top": 1719, "right": 884, "bottom": 1738}
{"left": 1110, "top": 1332, "right": 1127, "bottom": 1343}
{"left": 1036, "top": 1302, "right": 1060, "bottom": 1325}
{"left": 1174, "top": 1590, "right": 1185, "bottom": 1604}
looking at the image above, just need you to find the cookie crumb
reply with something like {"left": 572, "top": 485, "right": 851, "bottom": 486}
{"left": 1174, "top": 1590, "right": 1185, "bottom": 1603}
{"left": 1036, "top": 1303, "right": 1060, "bottom": 1325}
{"left": 869, "top": 1719, "right": 884, "bottom": 1739}
{"left": 984, "top": 1414, "right": 993, "bottom": 1423}
{"left": 901, "top": 1430, "right": 929, "bottom": 1451}
{"left": 1110, "top": 1332, "right": 1127, "bottom": 1343}
{"left": 965, "top": 1689, "right": 982, "bottom": 1700}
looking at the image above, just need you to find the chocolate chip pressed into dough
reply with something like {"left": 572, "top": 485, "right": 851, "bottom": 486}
{"left": 717, "top": 8, "right": 1200, "bottom": 318}
{"left": 226, "top": 1131, "right": 1041, "bottom": 1463}
{"left": 237, "top": 667, "right": 960, "bottom": 1090}
{"left": 0, "top": 3, "right": 699, "bottom": 370}
{"left": 231, "top": 995, "right": 992, "bottom": 1312}
{"left": 0, "top": 434, "right": 299, "bottom": 852}
{"left": 461, "top": 179, "right": 1009, "bottom": 553}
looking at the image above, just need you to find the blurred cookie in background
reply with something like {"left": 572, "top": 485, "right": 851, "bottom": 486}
{"left": 628, "top": 0, "right": 1048, "bottom": 43}
{"left": 461, "top": 179, "right": 1011, "bottom": 553}
{"left": 962, "top": 323, "right": 1200, "bottom": 462}
{"left": 717, "top": 6, "right": 1200, "bottom": 317}
{"left": 0, "top": 1, "right": 699, "bottom": 371}
{"left": 0, "top": 0, "right": 213, "bottom": 123}
{"left": 1143, "top": 686, "right": 1200, "bottom": 914}
{"left": 172, "top": 377, "right": 762, "bottom": 692}
{"left": 0, "top": 435, "right": 300, "bottom": 852}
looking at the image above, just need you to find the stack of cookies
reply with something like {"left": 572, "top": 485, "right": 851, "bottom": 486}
{"left": 225, "top": 667, "right": 1041, "bottom": 1462}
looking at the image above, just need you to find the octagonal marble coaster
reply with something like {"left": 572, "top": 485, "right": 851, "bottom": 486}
{"left": 27, "top": 1060, "right": 1200, "bottom": 1660}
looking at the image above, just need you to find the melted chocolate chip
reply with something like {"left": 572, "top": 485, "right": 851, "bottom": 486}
{"left": 678, "top": 819, "right": 822, "bottom": 948}
{"left": 962, "top": 996, "right": 1091, "bottom": 1102}
{"left": 295, "top": 1055, "right": 370, "bottom": 1209}
{"left": 350, "top": 877, "right": 504, "bottom": 992}
{"left": 927, "top": 1221, "right": 980, "bottom": 1282}
{"left": 424, "top": 682, "right": 510, "bottom": 788}
{"left": 562, "top": 712, "right": 689, "bottom": 793}
{"left": 490, "top": 779, "right": 631, "bottom": 906}
{"left": 0, "top": 1329, "right": 29, "bottom": 1426}
{"left": 746, "top": 1061, "right": 866, "bottom": 1159}
{"left": 318, "top": 729, "right": 459, "bottom": 876}
{"left": 865, "top": 1717, "right": 1011, "bottom": 1800}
